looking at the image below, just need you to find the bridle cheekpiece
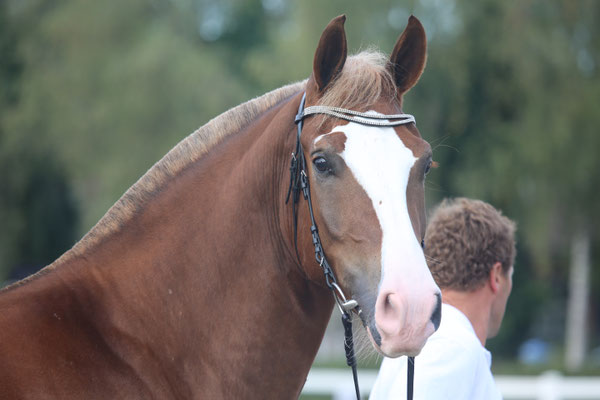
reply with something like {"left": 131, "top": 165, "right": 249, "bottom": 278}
{"left": 287, "top": 92, "right": 417, "bottom": 400}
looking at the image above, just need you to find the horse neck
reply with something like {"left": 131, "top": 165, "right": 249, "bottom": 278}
{"left": 47, "top": 92, "right": 333, "bottom": 397}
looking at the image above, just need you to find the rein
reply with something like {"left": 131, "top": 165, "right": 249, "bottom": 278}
{"left": 287, "top": 92, "right": 417, "bottom": 400}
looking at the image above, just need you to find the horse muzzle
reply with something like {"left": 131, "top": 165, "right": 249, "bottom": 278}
{"left": 369, "top": 287, "right": 442, "bottom": 357}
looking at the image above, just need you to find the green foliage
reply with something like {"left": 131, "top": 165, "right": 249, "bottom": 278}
{"left": 0, "top": 143, "right": 78, "bottom": 281}
{"left": 0, "top": 2, "right": 22, "bottom": 110}
{"left": 0, "top": 0, "right": 78, "bottom": 280}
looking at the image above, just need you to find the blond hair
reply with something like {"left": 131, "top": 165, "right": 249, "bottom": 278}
{"left": 318, "top": 50, "right": 396, "bottom": 115}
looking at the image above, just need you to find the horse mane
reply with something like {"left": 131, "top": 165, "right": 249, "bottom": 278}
{"left": 32, "top": 80, "right": 298, "bottom": 271}
{"left": 8, "top": 50, "right": 396, "bottom": 286}
{"left": 72, "top": 52, "right": 394, "bottom": 259}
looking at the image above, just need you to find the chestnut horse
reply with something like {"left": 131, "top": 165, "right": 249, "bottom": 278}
{"left": 0, "top": 16, "right": 440, "bottom": 399}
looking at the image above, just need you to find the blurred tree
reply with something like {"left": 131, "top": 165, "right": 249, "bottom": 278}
{"left": 0, "top": 0, "right": 21, "bottom": 112}
{"left": 0, "top": 0, "right": 78, "bottom": 281}
{"left": 0, "top": 145, "right": 79, "bottom": 282}
{"left": 2, "top": 0, "right": 262, "bottom": 232}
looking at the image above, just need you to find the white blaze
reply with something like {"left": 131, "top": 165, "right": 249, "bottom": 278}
{"left": 324, "top": 119, "right": 429, "bottom": 290}
{"left": 315, "top": 114, "right": 439, "bottom": 356}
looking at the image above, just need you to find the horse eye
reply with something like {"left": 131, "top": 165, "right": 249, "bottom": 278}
{"left": 424, "top": 160, "right": 432, "bottom": 175}
{"left": 313, "top": 157, "right": 330, "bottom": 173}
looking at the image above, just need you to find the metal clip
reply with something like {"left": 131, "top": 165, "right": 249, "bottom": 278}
{"left": 330, "top": 281, "right": 359, "bottom": 314}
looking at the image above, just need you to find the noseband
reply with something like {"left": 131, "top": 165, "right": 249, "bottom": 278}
{"left": 287, "top": 92, "right": 417, "bottom": 400}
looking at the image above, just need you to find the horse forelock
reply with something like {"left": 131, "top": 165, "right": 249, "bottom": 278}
{"left": 317, "top": 50, "right": 397, "bottom": 119}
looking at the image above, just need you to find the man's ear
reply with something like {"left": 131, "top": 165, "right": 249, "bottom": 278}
{"left": 489, "top": 262, "right": 503, "bottom": 294}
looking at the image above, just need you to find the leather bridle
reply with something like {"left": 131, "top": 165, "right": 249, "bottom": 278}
{"left": 287, "top": 92, "right": 418, "bottom": 400}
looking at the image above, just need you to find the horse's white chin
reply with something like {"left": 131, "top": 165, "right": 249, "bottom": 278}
{"left": 366, "top": 324, "right": 432, "bottom": 358}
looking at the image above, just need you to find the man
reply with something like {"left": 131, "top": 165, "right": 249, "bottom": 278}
{"left": 370, "top": 198, "right": 516, "bottom": 399}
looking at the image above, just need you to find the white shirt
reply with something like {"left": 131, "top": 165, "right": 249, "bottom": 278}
{"left": 369, "top": 304, "right": 502, "bottom": 400}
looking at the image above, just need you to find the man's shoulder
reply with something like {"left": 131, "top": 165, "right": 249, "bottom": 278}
{"left": 373, "top": 342, "right": 495, "bottom": 400}
{"left": 408, "top": 305, "right": 490, "bottom": 375}
{"left": 377, "top": 327, "right": 483, "bottom": 378}
{"left": 418, "top": 327, "right": 483, "bottom": 368}
{"left": 371, "top": 305, "right": 499, "bottom": 400}
{"left": 426, "top": 305, "right": 482, "bottom": 355}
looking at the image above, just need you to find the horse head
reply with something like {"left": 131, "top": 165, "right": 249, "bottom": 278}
{"left": 298, "top": 15, "right": 441, "bottom": 358}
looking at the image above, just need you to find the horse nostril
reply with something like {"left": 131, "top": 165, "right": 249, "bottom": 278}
{"left": 431, "top": 292, "right": 442, "bottom": 331}
{"left": 383, "top": 293, "right": 398, "bottom": 315}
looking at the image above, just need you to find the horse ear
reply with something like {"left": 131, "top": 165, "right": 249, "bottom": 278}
{"left": 312, "top": 15, "right": 348, "bottom": 92}
{"left": 388, "top": 15, "right": 427, "bottom": 96}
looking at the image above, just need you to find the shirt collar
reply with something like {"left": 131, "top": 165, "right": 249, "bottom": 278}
{"left": 442, "top": 303, "right": 493, "bottom": 367}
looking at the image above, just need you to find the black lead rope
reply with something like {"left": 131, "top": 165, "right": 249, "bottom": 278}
{"left": 342, "top": 312, "right": 360, "bottom": 400}
{"left": 408, "top": 356, "right": 415, "bottom": 400}
{"left": 289, "top": 92, "right": 416, "bottom": 400}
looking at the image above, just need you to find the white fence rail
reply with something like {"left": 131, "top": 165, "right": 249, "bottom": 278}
{"left": 302, "top": 369, "right": 600, "bottom": 400}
